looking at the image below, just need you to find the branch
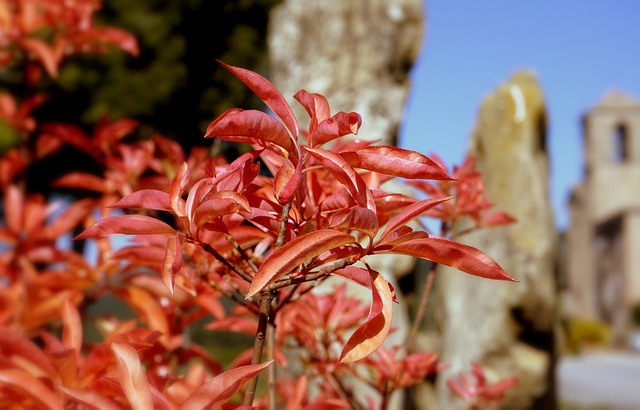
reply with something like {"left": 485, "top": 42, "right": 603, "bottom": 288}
{"left": 275, "top": 202, "right": 292, "bottom": 250}
{"left": 243, "top": 290, "right": 274, "bottom": 406}
{"left": 406, "top": 262, "right": 437, "bottom": 352}
{"left": 226, "top": 233, "right": 259, "bottom": 273}
{"left": 198, "top": 241, "right": 254, "bottom": 283}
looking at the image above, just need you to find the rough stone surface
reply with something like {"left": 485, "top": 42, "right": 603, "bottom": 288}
{"left": 268, "top": 0, "right": 424, "bottom": 146}
{"left": 434, "top": 71, "right": 558, "bottom": 409}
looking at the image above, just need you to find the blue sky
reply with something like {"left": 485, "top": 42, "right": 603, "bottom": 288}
{"left": 399, "top": 1, "right": 640, "bottom": 228}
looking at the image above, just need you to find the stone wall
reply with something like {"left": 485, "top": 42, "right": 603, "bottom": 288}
{"left": 435, "top": 71, "right": 558, "bottom": 410}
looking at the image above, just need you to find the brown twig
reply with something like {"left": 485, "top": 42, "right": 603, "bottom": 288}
{"left": 406, "top": 263, "right": 437, "bottom": 352}
{"left": 226, "top": 233, "right": 259, "bottom": 273}
{"left": 243, "top": 290, "right": 274, "bottom": 406}
{"left": 198, "top": 241, "right": 254, "bottom": 283}
{"left": 275, "top": 202, "right": 292, "bottom": 250}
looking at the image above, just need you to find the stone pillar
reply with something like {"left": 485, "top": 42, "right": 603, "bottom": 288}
{"left": 435, "top": 71, "right": 557, "bottom": 409}
{"left": 267, "top": 0, "right": 424, "bottom": 146}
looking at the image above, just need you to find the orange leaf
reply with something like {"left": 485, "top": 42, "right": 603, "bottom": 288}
{"left": 385, "top": 237, "right": 517, "bottom": 281}
{"left": 340, "top": 269, "right": 393, "bottom": 363}
{"left": 0, "top": 369, "right": 64, "bottom": 410}
{"left": 61, "top": 298, "right": 82, "bottom": 360}
{"left": 60, "top": 387, "right": 121, "bottom": 410}
{"left": 219, "top": 61, "right": 299, "bottom": 139}
{"left": 75, "top": 215, "right": 175, "bottom": 239}
{"left": 378, "top": 196, "right": 452, "bottom": 242}
{"left": 161, "top": 233, "right": 183, "bottom": 294}
{"left": 111, "top": 342, "right": 153, "bottom": 410}
{"left": 340, "top": 146, "right": 453, "bottom": 180}
{"left": 180, "top": 360, "right": 273, "bottom": 410}
{"left": 246, "top": 229, "right": 356, "bottom": 298}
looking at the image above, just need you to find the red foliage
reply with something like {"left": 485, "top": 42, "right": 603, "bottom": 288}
{"left": 0, "top": 2, "right": 518, "bottom": 408}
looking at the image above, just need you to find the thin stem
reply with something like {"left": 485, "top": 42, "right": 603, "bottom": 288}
{"left": 406, "top": 263, "right": 437, "bottom": 352}
{"left": 243, "top": 290, "right": 274, "bottom": 406}
{"left": 266, "top": 323, "right": 276, "bottom": 410}
{"left": 199, "top": 241, "right": 254, "bottom": 283}
{"left": 275, "top": 202, "right": 292, "bottom": 250}
{"left": 266, "top": 256, "right": 356, "bottom": 293}
{"left": 226, "top": 233, "right": 259, "bottom": 273}
{"left": 327, "top": 373, "right": 364, "bottom": 410}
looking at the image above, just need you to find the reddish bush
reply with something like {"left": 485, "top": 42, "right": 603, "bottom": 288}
{"left": 0, "top": 2, "right": 518, "bottom": 408}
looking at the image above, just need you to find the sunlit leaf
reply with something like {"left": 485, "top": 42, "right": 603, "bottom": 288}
{"left": 180, "top": 360, "right": 273, "bottom": 410}
{"left": 60, "top": 387, "right": 121, "bottom": 410}
{"left": 274, "top": 157, "right": 302, "bottom": 204}
{"left": 75, "top": 215, "right": 175, "bottom": 239}
{"left": 311, "top": 111, "right": 362, "bottom": 147}
{"left": 378, "top": 196, "right": 452, "bottom": 242}
{"left": 306, "top": 147, "right": 376, "bottom": 212}
{"left": 294, "top": 89, "right": 330, "bottom": 133}
{"left": 205, "top": 109, "right": 293, "bottom": 156}
{"left": 111, "top": 342, "right": 154, "bottom": 410}
{"left": 161, "top": 233, "right": 183, "bottom": 295}
{"left": 246, "top": 229, "right": 356, "bottom": 298}
{"left": 0, "top": 369, "right": 64, "bottom": 410}
{"left": 20, "top": 38, "right": 59, "bottom": 77}
{"left": 61, "top": 298, "right": 82, "bottom": 360}
{"left": 113, "top": 189, "right": 171, "bottom": 211}
{"left": 329, "top": 207, "right": 379, "bottom": 239}
{"left": 219, "top": 61, "right": 298, "bottom": 139}
{"left": 383, "top": 237, "right": 517, "bottom": 281}
{"left": 340, "top": 146, "right": 453, "bottom": 180}
{"left": 340, "top": 269, "right": 393, "bottom": 363}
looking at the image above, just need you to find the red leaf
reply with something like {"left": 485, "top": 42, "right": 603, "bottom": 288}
{"left": 20, "top": 38, "right": 59, "bottom": 77}
{"left": 111, "top": 342, "right": 154, "bottom": 410}
{"left": 383, "top": 237, "right": 517, "bottom": 281}
{"left": 113, "top": 189, "right": 171, "bottom": 211}
{"left": 61, "top": 298, "right": 82, "bottom": 360}
{"left": 340, "top": 269, "right": 393, "bottom": 363}
{"left": 60, "top": 387, "right": 121, "bottom": 410}
{"left": 180, "top": 360, "right": 273, "bottom": 410}
{"left": 306, "top": 147, "right": 376, "bottom": 212}
{"left": 340, "top": 146, "right": 453, "bottom": 180}
{"left": 378, "top": 196, "right": 452, "bottom": 242}
{"left": 219, "top": 61, "right": 298, "bottom": 139}
{"left": 53, "top": 172, "right": 109, "bottom": 192}
{"left": 311, "top": 111, "right": 362, "bottom": 147}
{"left": 246, "top": 229, "right": 356, "bottom": 298}
{"left": 0, "top": 369, "right": 64, "bottom": 410}
{"left": 170, "top": 162, "right": 190, "bottom": 218}
{"left": 75, "top": 215, "right": 175, "bottom": 239}
{"left": 193, "top": 198, "right": 239, "bottom": 228}
{"left": 293, "top": 89, "right": 330, "bottom": 133}
{"left": 274, "top": 157, "right": 302, "bottom": 204}
{"left": 45, "top": 198, "right": 94, "bottom": 239}
{"left": 72, "top": 27, "right": 139, "bottom": 56}
{"left": 204, "top": 109, "right": 293, "bottom": 156}
{"left": 162, "top": 233, "right": 183, "bottom": 294}
{"left": 329, "top": 207, "right": 379, "bottom": 239}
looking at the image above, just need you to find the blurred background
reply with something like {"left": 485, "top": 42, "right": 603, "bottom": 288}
{"left": 16, "top": 0, "right": 640, "bottom": 408}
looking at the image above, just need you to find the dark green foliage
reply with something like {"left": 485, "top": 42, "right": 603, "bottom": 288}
{"left": 41, "top": 0, "right": 282, "bottom": 149}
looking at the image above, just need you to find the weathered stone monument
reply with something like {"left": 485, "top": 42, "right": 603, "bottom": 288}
{"left": 434, "top": 71, "right": 557, "bottom": 409}
{"left": 565, "top": 91, "right": 640, "bottom": 347}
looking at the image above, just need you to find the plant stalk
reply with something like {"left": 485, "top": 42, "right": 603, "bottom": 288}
{"left": 406, "top": 263, "right": 437, "bottom": 352}
{"left": 243, "top": 290, "right": 273, "bottom": 406}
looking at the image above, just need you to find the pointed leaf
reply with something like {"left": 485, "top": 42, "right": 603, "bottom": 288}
{"left": 384, "top": 237, "right": 517, "bottom": 281}
{"left": 247, "top": 229, "right": 356, "bottom": 298}
{"left": 294, "top": 89, "right": 330, "bottom": 133}
{"left": 75, "top": 215, "right": 175, "bottom": 239}
{"left": 170, "top": 162, "right": 190, "bottom": 218}
{"left": 53, "top": 172, "right": 109, "bottom": 192}
{"left": 340, "top": 146, "right": 453, "bottom": 180}
{"left": 193, "top": 198, "right": 238, "bottom": 228}
{"left": 113, "top": 189, "right": 171, "bottom": 211}
{"left": 378, "top": 196, "right": 452, "bottom": 242}
{"left": 61, "top": 299, "right": 82, "bottom": 359}
{"left": 111, "top": 342, "right": 154, "bottom": 410}
{"left": 20, "top": 38, "right": 59, "bottom": 77}
{"left": 311, "top": 111, "right": 362, "bottom": 147}
{"left": 306, "top": 147, "right": 376, "bottom": 211}
{"left": 204, "top": 109, "right": 292, "bottom": 155}
{"left": 340, "top": 269, "right": 393, "bottom": 363}
{"left": 180, "top": 361, "right": 273, "bottom": 410}
{"left": 219, "top": 61, "right": 298, "bottom": 138}
{"left": 274, "top": 157, "right": 302, "bottom": 204}
{"left": 60, "top": 387, "right": 121, "bottom": 410}
{"left": 329, "top": 207, "right": 379, "bottom": 238}
{"left": 0, "top": 369, "right": 64, "bottom": 410}
{"left": 162, "top": 233, "right": 183, "bottom": 295}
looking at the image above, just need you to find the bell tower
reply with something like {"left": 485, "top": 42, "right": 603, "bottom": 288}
{"left": 566, "top": 91, "right": 640, "bottom": 346}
